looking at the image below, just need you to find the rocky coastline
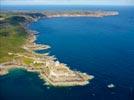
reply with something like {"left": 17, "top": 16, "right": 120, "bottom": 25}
{"left": 0, "top": 10, "right": 119, "bottom": 86}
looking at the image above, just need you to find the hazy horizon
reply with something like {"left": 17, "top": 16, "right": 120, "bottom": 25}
{"left": 1, "top": 0, "right": 134, "bottom": 6}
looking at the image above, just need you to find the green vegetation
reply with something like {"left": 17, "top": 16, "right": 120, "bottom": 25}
{"left": 0, "top": 13, "right": 28, "bottom": 63}
{"left": 33, "top": 63, "right": 44, "bottom": 67}
{"left": 23, "top": 58, "right": 34, "bottom": 65}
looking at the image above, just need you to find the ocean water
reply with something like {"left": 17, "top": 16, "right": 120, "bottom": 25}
{"left": 0, "top": 6, "right": 134, "bottom": 100}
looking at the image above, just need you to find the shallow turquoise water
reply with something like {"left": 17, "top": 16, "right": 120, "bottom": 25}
{"left": 0, "top": 6, "right": 134, "bottom": 100}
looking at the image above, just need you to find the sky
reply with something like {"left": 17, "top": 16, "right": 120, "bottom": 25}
{"left": 0, "top": 0, "right": 134, "bottom": 5}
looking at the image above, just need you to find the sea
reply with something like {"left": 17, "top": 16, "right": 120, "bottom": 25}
{"left": 0, "top": 5, "right": 134, "bottom": 100}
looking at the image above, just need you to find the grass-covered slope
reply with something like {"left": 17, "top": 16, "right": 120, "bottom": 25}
{"left": 0, "top": 13, "right": 28, "bottom": 63}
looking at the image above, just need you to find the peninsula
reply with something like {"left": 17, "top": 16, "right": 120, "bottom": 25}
{"left": 0, "top": 10, "right": 118, "bottom": 86}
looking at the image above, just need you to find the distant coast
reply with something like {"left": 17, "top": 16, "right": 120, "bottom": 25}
{"left": 44, "top": 11, "right": 119, "bottom": 18}
{"left": 1, "top": 10, "right": 119, "bottom": 18}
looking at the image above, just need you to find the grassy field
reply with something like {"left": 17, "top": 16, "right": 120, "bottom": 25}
{"left": 0, "top": 13, "right": 28, "bottom": 63}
